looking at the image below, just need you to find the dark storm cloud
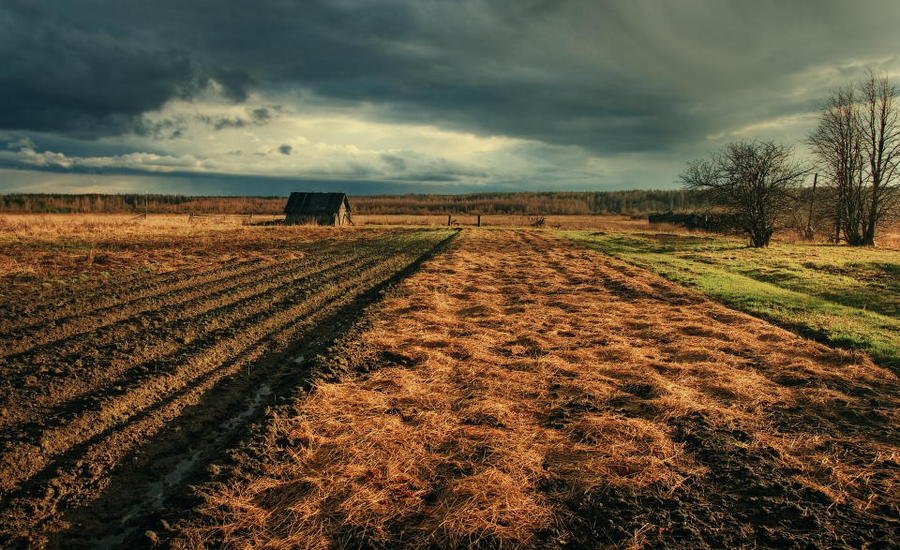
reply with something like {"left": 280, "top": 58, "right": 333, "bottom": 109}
{"left": 250, "top": 108, "right": 272, "bottom": 123}
{"left": 2, "top": 0, "right": 900, "bottom": 160}
{"left": 199, "top": 116, "right": 246, "bottom": 131}
{"left": 0, "top": 0, "right": 251, "bottom": 137}
{"left": 126, "top": 106, "right": 279, "bottom": 140}
{"left": 381, "top": 154, "right": 408, "bottom": 172}
{"left": 0, "top": 168, "right": 489, "bottom": 196}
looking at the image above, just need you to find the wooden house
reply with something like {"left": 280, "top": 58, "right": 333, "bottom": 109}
{"left": 283, "top": 192, "right": 352, "bottom": 226}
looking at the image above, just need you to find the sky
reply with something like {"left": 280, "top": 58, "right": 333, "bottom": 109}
{"left": 1, "top": 0, "right": 899, "bottom": 196}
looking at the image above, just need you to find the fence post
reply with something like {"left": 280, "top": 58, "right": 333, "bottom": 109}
{"left": 477, "top": 214, "right": 481, "bottom": 227}
{"left": 447, "top": 214, "right": 451, "bottom": 227}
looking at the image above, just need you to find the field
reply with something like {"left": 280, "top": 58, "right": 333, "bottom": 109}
{"left": 0, "top": 217, "right": 455, "bottom": 546}
{"left": 0, "top": 215, "right": 898, "bottom": 548}
{"left": 355, "top": 214, "right": 655, "bottom": 230}
{"left": 571, "top": 232, "right": 900, "bottom": 370}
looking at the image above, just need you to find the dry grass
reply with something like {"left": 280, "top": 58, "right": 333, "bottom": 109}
{"left": 0, "top": 214, "right": 379, "bottom": 300}
{"left": 0, "top": 214, "right": 681, "bottom": 302}
{"left": 354, "top": 214, "right": 900, "bottom": 247}
{"left": 0, "top": 213, "right": 278, "bottom": 236}
{"left": 4, "top": 211, "right": 897, "bottom": 242}
{"left": 355, "top": 213, "right": 661, "bottom": 231}
{"left": 0, "top": 213, "right": 656, "bottom": 233}
{"left": 877, "top": 218, "right": 900, "bottom": 248}
{"left": 177, "top": 229, "right": 899, "bottom": 549}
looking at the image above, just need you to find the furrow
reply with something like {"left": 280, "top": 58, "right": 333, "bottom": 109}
{"left": 0, "top": 231, "right": 390, "bottom": 330}
{"left": 0, "top": 246, "right": 359, "bottom": 355}
{"left": 0, "top": 251, "right": 375, "bottom": 432}
{"left": 0, "top": 257, "right": 264, "bottom": 328}
{"left": 0, "top": 257, "right": 273, "bottom": 336}
{"left": 0, "top": 240, "right": 428, "bottom": 501}
{"left": 0, "top": 236, "right": 415, "bottom": 369}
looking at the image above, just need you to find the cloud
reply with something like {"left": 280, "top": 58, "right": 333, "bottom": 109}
{"left": 250, "top": 108, "right": 272, "bottom": 123}
{"left": 2, "top": 0, "right": 900, "bottom": 193}
{"left": 381, "top": 154, "right": 407, "bottom": 172}
{"left": 5, "top": 136, "right": 35, "bottom": 151}
{"left": 0, "top": 1, "right": 251, "bottom": 137}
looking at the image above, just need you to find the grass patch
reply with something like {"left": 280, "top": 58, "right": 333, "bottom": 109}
{"left": 567, "top": 231, "right": 900, "bottom": 369}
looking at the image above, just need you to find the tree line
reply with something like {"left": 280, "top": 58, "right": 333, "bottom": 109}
{"left": 682, "top": 71, "right": 899, "bottom": 247}
{"left": 0, "top": 190, "right": 711, "bottom": 216}
{"left": 0, "top": 194, "right": 289, "bottom": 215}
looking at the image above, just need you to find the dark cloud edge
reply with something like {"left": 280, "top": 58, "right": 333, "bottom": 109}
{"left": 0, "top": 164, "right": 525, "bottom": 196}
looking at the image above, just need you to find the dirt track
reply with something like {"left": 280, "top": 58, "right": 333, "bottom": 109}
{"left": 0, "top": 228, "right": 456, "bottom": 548}
{"left": 175, "top": 229, "right": 900, "bottom": 549}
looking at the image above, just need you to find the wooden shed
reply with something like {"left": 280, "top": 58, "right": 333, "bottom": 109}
{"left": 283, "top": 192, "right": 352, "bottom": 226}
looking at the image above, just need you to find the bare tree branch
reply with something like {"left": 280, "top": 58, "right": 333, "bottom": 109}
{"left": 808, "top": 71, "right": 900, "bottom": 245}
{"left": 680, "top": 140, "right": 807, "bottom": 247}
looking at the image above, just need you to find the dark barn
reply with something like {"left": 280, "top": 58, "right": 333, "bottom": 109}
{"left": 284, "top": 192, "right": 352, "bottom": 226}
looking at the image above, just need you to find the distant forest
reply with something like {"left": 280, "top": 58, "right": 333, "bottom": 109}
{"left": 0, "top": 190, "right": 711, "bottom": 215}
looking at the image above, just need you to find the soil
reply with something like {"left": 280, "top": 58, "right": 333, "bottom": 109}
{"left": 2, "top": 227, "right": 897, "bottom": 549}
{"left": 0, "top": 228, "right": 457, "bottom": 548}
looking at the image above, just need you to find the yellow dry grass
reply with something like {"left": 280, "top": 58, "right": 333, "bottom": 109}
{"left": 0, "top": 213, "right": 654, "bottom": 233}
{"left": 354, "top": 213, "right": 658, "bottom": 231}
{"left": 177, "top": 229, "right": 899, "bottom": 549}
{"left": 5, "top": 212, "right": 895, "bottom": 245}
{"left": 0, "top": 214, "right": 385, "bottom": 300}
{"left": 0, "top": 213, "right": 277, "bottom": 236}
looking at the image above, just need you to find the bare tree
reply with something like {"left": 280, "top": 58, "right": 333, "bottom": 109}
{"left": 808, "top": 72, "right": 900, "bottom": 245}
{"left": 807, "top": 84, "right": 864, "bottom": 243}
{"left": 680, "top": 141, "right": 807, "bottom": 247}
{"left": 860, "top": 71, "right": 900, "bottom": 245}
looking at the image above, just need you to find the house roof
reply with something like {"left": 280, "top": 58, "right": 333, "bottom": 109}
{"left": 284, "top": 192, "right": 351, "bottom": 214}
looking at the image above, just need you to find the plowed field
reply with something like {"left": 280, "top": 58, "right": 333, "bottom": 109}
{"left": 1, "top": 226, "right": 897, "bottom": 549}
{"left": 0, "top": 227, "right": 456, "bottom": 547}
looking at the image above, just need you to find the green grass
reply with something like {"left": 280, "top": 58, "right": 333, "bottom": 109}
{"left": 566, "top": 231, "right": 900, "bottom": 370}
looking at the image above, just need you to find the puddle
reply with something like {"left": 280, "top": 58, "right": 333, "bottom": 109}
{"left": 223, "top": 382, "right": 273, "bottom": 432}
{"left": 93, "top": 383, "right": 273, "bottom": 548}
